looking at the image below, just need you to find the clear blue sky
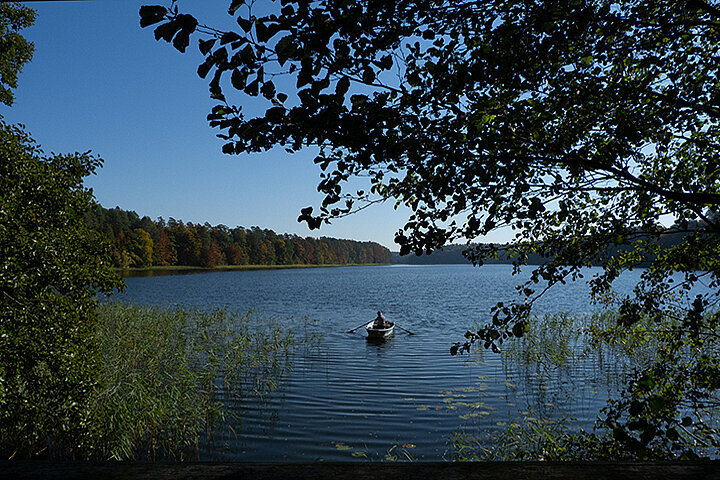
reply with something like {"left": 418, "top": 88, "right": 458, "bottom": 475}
{"left": 4, "top": 1, "right": 508, "bottom": 250}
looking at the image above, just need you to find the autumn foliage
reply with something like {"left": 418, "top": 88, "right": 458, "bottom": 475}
{"left": 85, "top": 205, "right": 391, "bottom": 268}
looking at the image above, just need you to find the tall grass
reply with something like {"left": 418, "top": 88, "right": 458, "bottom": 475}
{"left": 450, "top": 417, "right": 624, "bottom": 461}
{"left": 502, "top": 312, "right": 586, "bottom": 371}
{"left": 88, "top": 303, "right": 294, "bottom": 460}
{"left": 454, "top": 310, "right": 720, "bottom": 460}
{"left": 502, "top": 311, "right": 662, "bottom": 374}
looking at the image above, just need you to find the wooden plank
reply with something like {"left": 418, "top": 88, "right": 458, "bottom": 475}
{"left": 0, "top": 461, "right": 718, "bottom": 480}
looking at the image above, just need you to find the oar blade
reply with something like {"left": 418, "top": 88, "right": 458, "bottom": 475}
{"left": 393, "top": 323, "right": 415, "bottom": 335}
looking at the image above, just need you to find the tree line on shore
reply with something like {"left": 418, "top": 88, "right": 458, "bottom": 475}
{"left": 393, "top": 218, "right": 712, "bottom": 266}
{"left": 84, "top": 205, "right": 392, "bottom": 268}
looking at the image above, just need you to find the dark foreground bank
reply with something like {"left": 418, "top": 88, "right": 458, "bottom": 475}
{"left": 1, "top": 461, "right": 718, "bottom": 480}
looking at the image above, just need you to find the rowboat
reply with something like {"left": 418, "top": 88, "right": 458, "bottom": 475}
{"left": 366, "top": 321, "right": 395, "bottom": 339}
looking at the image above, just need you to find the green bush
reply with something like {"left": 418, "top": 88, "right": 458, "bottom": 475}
{"left": 0, "top": 121, "right": 123, "bottom": 459}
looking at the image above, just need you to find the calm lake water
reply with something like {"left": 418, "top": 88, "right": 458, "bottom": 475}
{"left": 117, "top": 264, "right": 649, "bottom": 461}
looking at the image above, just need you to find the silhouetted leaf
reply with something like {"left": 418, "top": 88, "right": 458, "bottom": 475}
{"left": 237, "top": 17, "right": 252, "bottom": 33}
{"left": 244, "top": 78, "right": 259, "bottom": 96}
{"left": 261, "top": 80, "right": 275, "bottom": 99}
{"left": 336, "top": 76, "right": 350, "bottom": 97}
{"left": 231, "top": 69, "right": 246, "bottom": 90}
{"left": 275, "top": 35, "right": 295, "bottom": 66}
{"left": 198, "top": 38, "right": 216, "bottom": 55}
{"left": 172, "top": 30, "right": 192, "bottom": 52}
{"left": 228, "top": 0, "right": 244, "bottom": 15}
{"left": 197, "top": 57, "right": 214, "bottom": 79}
{"left": 154, "top": 21, "right": 180, "bottom": 43}
{"left": 221, "top": 31, "right": 242, "bottom": 45}
{"left": 139, "top": 5, "right": 167, "bottom": 28}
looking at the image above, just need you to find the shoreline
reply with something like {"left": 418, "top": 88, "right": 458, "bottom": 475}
{"left": 118, "top": 263, "right": 391, "bottom": 277}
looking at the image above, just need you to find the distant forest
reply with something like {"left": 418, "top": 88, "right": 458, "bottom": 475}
{"left": 85, "top": 205, "right": 392, "bottom": 268}
{"left": 392, "top": 225, "right": 704, "bottom": 266}
{"left": 86, "top": 205, "right": 701, "bottom": 269}
{"left": 391, "top": 244, "right": 547, "bottom": 265}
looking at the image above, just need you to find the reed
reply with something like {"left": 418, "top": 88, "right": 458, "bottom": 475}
{"left": 454, "top": 310, "right": 720, "bottom": 460}
{"left": 503, "top": 312, "right": 585, "bottom": 371}
{"left": 503, "top": 311, "right": 663, "bottom": 374}
{"left": 450, "top": 417, "right": 624, "bottom": 461}
{"left": 88, "top": 303, "right": 294, "bottom": 460}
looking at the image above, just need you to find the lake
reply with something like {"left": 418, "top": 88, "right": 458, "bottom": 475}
{"left": 117, "top": 263, "right": 646, "bottom": 461}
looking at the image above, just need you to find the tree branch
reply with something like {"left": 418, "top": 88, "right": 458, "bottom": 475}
{"left": 686, "top": 0, "right": 720, "bottom": 19}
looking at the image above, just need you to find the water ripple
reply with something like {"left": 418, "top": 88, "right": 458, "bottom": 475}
{"left": 119, "top": 264, "right": 661, "bottom": 460}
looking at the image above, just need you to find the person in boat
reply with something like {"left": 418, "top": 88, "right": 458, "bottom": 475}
{"left": 373, "top": 311, "right": 391, "bottom": 329}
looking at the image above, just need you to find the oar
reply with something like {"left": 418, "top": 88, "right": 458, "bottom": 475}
{"left": 347, "top": 320, "right": 372, "bottom": 333}
{"left": 393, "top": 323, "right": 415, "bottom": 335}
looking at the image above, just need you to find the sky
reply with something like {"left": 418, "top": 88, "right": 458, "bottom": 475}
{"left": 3, "top": 1, "right": 509, "bottom": 250}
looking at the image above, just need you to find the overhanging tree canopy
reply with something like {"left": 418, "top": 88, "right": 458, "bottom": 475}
{"left": 141, "top": 0, "right": 720, "bottom": 338}
{"left": 141, "top": 0, "right": 720, "bottom": 457}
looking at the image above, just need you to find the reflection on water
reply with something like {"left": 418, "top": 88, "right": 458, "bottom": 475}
{"left": 115, "top": 264, "right": 669, "bottom": 461}
{"left": 121, "top": 268, "right": 215, "bottom": 277}
{"left": 366, "top": 335, "right": 394, "bottom": 346}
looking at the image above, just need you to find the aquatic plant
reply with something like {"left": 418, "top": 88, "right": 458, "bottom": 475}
{"left": 383, "top": 442, "right": 416, "bottom": 462}
{"left": 503, "top": 313, "right": 586, "bottom": 372}
{"left": 454, "top": 310, "right": 720, "bottom": 460}
{"left": 450, "top": 416, "right": 626, "bottom": 461}
{"left": 88, "top": 303, "right": 294, "bottom": 460}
